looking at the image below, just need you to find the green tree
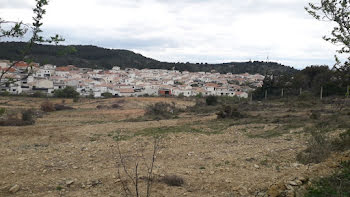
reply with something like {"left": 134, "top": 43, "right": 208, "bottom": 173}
{"left": 306, "top": 0, "right": 350, "bottom": 88}
{"left": 0, "top": 0, "right": 64, "bottom": 85}
{"left": 54, "top": 86, "right": 79, "bottom": 98}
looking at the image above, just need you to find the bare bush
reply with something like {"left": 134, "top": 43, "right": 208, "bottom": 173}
{"left": 41, "top": 101, "right": 55, "bottom": 112}
{"left": 96, "top": 105, "right": 108, "bottom": 109}
{"left": 309, "top": 111, "right": 321, "bottom": 120}
{"left": 54, "top": 104, "right": 74, "bottom": 111}
{"left": 331, "top": 130, "right": 350, "bottom": 151}
{"left": 144, "top": 102, "right": 180, "bottom": 120}
{"left": 160, "top": 175, "right": 184, "bottom": 187}
{"left": 296, "top": 131, "right": 331, "bottom": 164}
{"left": 0, "top": 109, "right": 36, "bottom": 126}
{"left": 217, "top": 105, "right": 245, "bottom": 119}
{"left": 116, "top": 137, "right": 160, "bottom": 197}
{"left": 111, "top": 103, "right": 121, "bottom": 109}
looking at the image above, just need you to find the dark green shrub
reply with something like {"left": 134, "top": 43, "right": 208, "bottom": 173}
{"left": 0, "top": 108, "right": 5, "bottom": 116}
{"left": 73, "top": 97, "right": 79, "bottom": 102}
{"left": 102, "top": 92, "right": 113, "bottom": 98}
{"left": 54, "top": 86, "right": 79, "bottom": 98}
{"left": 298, "top": 91, "right": 315, "bottom": 101}
{"left": 0, "top": 91, "right": 10, "bottom": 96}
{"left": 206, "top": 96, "right": 218, "bottom": 106}
{"left": 22, "top": 109, "right": 35, "bottom": 123}
{"left": 196, "top": 93, "right": 203, "bottom": 98}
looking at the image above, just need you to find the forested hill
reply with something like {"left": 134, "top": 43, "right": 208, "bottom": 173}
{"left": 0, "top": 42, "right": 298, "bottom": 75}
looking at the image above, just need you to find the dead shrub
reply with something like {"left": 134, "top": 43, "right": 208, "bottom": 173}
{"left": 217, "top": 105, "right": 245, "bottom": 119}
{"left": 41, "top": 101, "right": 56, "bottom": 112}
{"left": 111, "top": 103, "right": 121, "bottom": 109}
{"left": 96, "top": 105, "right": 107, "bottom": 109}
{"left": 144, "top": 102, "right": 180, "bottom": 120}
{"left": 115, "top": 99, "right": 125, "bottom": 104}
{"left": 310, "top": 111, "right": 321, "bottom": 120}
{"left": 54, "top": 104, "right": 74, "bottom": 111}
{"left": 331, "top": 130, "right": 350, "bottom": 151}
{"left": 161, "top": 175, "right": 184, "bottom": 186}
{"left": 0, "top": 110, "right": 35, "bottom": 126}
{"left": 296, "top": 131, "right": 331, "bottom": 164}
{"left": 186, "top": 98, "right": 221, "bottom": 114}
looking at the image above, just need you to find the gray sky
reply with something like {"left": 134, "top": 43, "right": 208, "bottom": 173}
{"left": 0, "top": 0, "right": 343, "bottom": 69}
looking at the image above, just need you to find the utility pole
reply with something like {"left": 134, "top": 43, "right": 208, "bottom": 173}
{"left": 281, "top": 88, "right": 284, "bottom": 98}
{"left": 320, "top": 86, "right": 323, "bottom": 100}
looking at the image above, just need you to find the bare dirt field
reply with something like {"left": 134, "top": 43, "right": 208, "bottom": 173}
{"left": 0, "top": 96, "right": 349, "bottom": 197}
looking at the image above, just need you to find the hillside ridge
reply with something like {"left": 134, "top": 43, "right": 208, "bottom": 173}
{"left": 0, "top": 42, "right": 298, "bottom": 75}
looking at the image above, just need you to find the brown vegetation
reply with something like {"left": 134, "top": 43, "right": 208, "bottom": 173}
{"left": 0, "top": 96, "right": 349, "bottom": 196}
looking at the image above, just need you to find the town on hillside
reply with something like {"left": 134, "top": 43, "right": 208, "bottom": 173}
{"left": 0, "top": 60, "right": 264, "bottom": 98}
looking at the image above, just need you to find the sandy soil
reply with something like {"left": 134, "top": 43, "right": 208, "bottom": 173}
{"left": 0, "top": 97, "right": 349, "bottom": 197}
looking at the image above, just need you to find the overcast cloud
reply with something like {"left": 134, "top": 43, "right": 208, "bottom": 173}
{"left": 0, "top": 0, "right": 342, "bottom": 69}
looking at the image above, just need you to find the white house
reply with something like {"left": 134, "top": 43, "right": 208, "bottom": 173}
{"left": 33, "top": 79, "right": 54, "bottom": 94}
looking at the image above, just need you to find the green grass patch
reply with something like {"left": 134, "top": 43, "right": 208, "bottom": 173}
{"left": 246, "top": 123, "right": 303, "bottom": 139}
{"left": 110, "top": 120, "right": 228, "bottom": 141}
{"left": 305, "top": 161, "right": 350, "bottom": 197}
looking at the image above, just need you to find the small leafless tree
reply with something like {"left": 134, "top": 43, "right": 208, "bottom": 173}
{"left": 0, "top": 0, "right": 64, "bottom": 86}
{"left": 115, "top": 136, "right": 160, "bottom": 197}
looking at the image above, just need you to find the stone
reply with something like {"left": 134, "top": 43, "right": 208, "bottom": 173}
{"left": 254, "top": 164, "right": 260, "bottom": 169}
{"left": 210, "top": 171, "right": 215, "bottom": 175}
{"left": 239, "top": 186, "right": 249, "bottom": 196}
{"left": 288, "top": 181, "right": 298, "bottom": 186}
{"left": 298, "top": 177, "right": 307, "bottom": 182}
{"left": 268, "top": 183, "right": 286, "bottom": 197}
{"left": 285, "top": 184, "right": 294, "bottom": 191}
{"left": 9, "top": 184, "right": 20, "bottom": 193}
{"left": 246, "top": 157, "right": 255, "bottom": 162}
{"left": 66, "top": 180, "right": 74, "bottom": 187}
{"left": 286, "top": 190, "right": 295, "bottom": 197}
{"left": 295, "top": 187, "right": 307, "bottom": 197}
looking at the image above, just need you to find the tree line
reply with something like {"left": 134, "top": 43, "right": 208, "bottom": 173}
{"left": 0, "top": 42, "right": 297, "bottom": 75}
{"left": 253, "top": 65, "right": 349, "bottom": 99}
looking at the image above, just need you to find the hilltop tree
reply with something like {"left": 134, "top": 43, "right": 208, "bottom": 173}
{"left": 306, "top": 0, "right": 350, "bottom": 88}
